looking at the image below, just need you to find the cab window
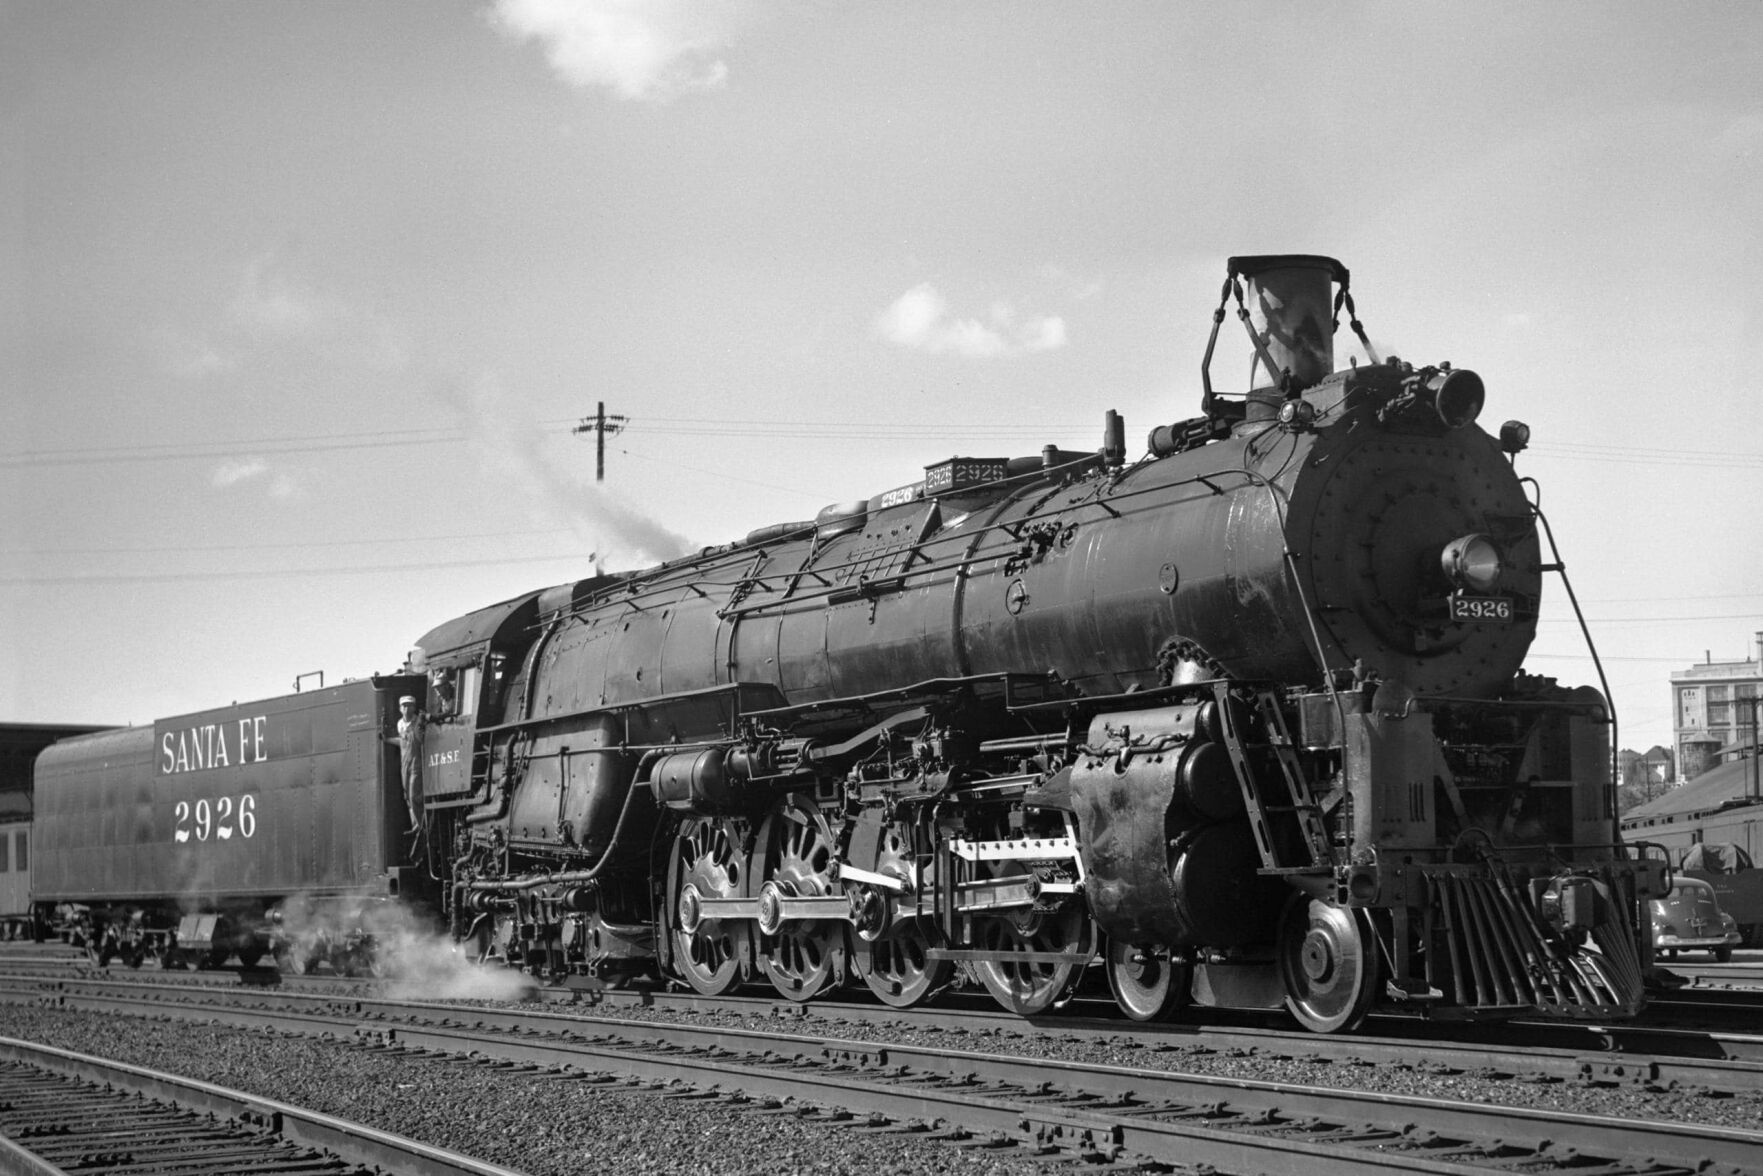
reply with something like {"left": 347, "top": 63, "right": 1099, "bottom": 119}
{"left": 429, "top": 663, "right": 481, "bottom": 718}
{"left": 457, "top": 664, "right": 480, "bottom": 717}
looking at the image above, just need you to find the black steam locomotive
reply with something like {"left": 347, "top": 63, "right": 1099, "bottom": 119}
{"left": 407, "top": 255, "right": 1664, "bottom": 1031}
{"left": 33, "top": 255, "right": 1665, "bottom": 1032}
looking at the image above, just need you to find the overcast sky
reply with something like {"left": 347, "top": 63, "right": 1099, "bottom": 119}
{"left": 3, "top": 1, "right": 1760, "bottom": 755}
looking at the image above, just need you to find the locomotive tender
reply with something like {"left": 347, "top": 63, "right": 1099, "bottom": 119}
{"left": 33, "top": 678, "right": 433, "bottom": 970}
{"left": 32, "top": 255, "right": 1666, "bottom": 1032}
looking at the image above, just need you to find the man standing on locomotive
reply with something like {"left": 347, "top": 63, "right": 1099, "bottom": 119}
{"left": 392, "top": 694, "right": 426, "bottom": 833}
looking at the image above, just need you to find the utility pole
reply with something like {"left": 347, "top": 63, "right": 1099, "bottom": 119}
{"left": 572, "top": 401, "right": 627, "bottom": 482}
{"left": 1743, "top": 694, "right": 1763, "bottom": 803}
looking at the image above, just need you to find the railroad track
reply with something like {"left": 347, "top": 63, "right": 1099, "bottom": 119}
{"left": 13, "top": 941, "right": 1763, "bottom": 1039}
{"left": 0, "top": 1036, "right": 525, "bottom": 1176}
{"left": 11, "top": 966, "right": 1763, "bottom": 1095}
{"left": 5, "top": 975, "right": 1761, "bottom": 1174}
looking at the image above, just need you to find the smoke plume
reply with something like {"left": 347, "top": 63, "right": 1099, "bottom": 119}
{"left": 433, "top": 370, "right": 692, "bottom": 569}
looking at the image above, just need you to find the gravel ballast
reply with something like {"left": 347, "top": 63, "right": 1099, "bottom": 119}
{"left": 5, "top": 993, "right": 1763, "bottom": 1174}
{"left": 0, "top": 1004, "right": 1066, "bottom": 1176}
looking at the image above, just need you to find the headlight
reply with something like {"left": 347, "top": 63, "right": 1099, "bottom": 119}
{"left": 1429, "top": 368, "right": 1485, "bottom": 429}
{"left": 1441, "top": 533, "right": 1503, "bottom": 592}
{"left": 1500, "top": 420, "right": 1530, "bottom": 454}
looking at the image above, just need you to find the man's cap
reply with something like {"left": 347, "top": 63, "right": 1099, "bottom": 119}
{"left": 399, "top": 695, "right": 416, "bottom": 706}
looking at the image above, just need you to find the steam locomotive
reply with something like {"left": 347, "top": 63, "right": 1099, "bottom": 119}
{"left": 33, "top": 255, "right": 1666, "bottom": 1032}
{"left": 408, "top": 255, "right": 1664, "bottom": 1030}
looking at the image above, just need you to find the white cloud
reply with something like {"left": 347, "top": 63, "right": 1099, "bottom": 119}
{"left": 488, "top": 0, "right": 737, "bottom": 102}
{"left": 211, "top": 458, "right": 303, "bottom": 501}
{"left": 149, "top": 327, "right": 235, "bottom": 379}
{"left": 232, "top": 256, "right": 328, "bottom": 337}
{"left": 874, "top": 283, "right": 1068, "bottom": 358}
{"left": 1043, "top": 265, "right": 1104, "bottom": 302}
{"left": 217, "top": 254, "right": 409, "bottom": 372}
{"left": 212, "top": 458, "right": 268, "bottom": 488}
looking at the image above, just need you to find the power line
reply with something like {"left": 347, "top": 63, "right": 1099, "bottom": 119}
{"left": 13, "top": 419, "right": 1752, "bottom": 473}
{"left": 2, "top": 526, "right": 577, "bottom": 558}
{"left": 1537, "top": 614, "right": 1761, "bottom": 624}
{"left": 0, "top": 415, "right": 1106, "bottom": 469}
{"left": 0, "top": 550, "right": 595, "bottom": 587}
{"left": 0, "top": 429, "right": 466, "bottom": 469}
{"left": 615, "top": 444, "right": 821, "bottom": 497}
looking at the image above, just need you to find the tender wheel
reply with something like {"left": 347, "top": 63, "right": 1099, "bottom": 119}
{"left": 753, "top": 796, "right": 843, "bottom": 1002}
{"left": 203, "top": 917, "right": 234, "bottom": 970}
{"left": 1278, "top": 897, "right": 1379, "bottom": 1033}
{"left": 669, "top": 816, "right": 747, "bottom": 995}
{"left": 971, "top": 861, "right": 1088, "bottom": 1016}
{"left": 1106, "top": 938, "right": 1190, "bottom": 1022}
{"left": 851, "top": 822, "right": 952, "bottom": 1008}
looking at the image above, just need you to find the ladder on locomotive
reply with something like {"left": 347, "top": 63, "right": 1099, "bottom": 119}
{"left": 1212, "top": 682, "right": 1332, "bottom": 873}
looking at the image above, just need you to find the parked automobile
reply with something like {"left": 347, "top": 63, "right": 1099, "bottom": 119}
{"left": 1651, "top": 876, "right": 1742, "bottom": 962}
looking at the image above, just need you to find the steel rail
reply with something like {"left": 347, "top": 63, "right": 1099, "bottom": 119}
{"left": 0, "top": 1036, "right": 527, "bottom": 1176}
{"left": 12, "top": 970, "right": 1763, "bottom": 1097}
{"left": 375, "top": 1016, "right": 1763, "bottom": 1175}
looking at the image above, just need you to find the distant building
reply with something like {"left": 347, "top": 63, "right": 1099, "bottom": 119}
{"left": 1621, "top": 753, "right": 1763, "bottom": 863}
{"left": 1671, "top": 632, "right": 1763, "bottom": 783}
{"left": 1619, "top": 745, "right": 1674, "bottom": 795}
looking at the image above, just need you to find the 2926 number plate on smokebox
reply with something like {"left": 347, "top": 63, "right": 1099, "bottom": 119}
{"left": 1450, "top": 594, "right": 1514, "bottom": 623}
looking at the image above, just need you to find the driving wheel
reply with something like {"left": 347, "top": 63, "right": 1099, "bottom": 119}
{"left": 851, "top": 820, "right": 951, "bottom": 1008}
{"left": 753, "top": 796, "right": 843, "bottom": 1002}
{"left": 669, "top": 815, "right": 748, "bottom": 995}
{"left": 971, "top": 861, "right": 1088, "bottom": 1016}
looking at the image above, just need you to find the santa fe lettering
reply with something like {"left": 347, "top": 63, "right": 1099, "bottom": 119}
{"left": 160, "top": 715, "right": 269, "bottom": 775}
{"left": 427, "top": 748, "right": 461, "bottom": 768}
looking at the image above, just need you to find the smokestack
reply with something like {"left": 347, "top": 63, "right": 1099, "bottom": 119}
{"left": 1235, "top": 255, "right": 1342, "bottom": 389}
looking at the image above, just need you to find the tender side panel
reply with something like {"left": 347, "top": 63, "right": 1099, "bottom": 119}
{"left": 33, "top": 682, "right": 407, "bottom": 904}
{"left": 33, "top": 726, "right": 157, "bottom": 903}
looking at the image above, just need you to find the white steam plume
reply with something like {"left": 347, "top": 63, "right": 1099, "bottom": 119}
{"left": 433, "top": 370, "right": 692, "bottom": 569}
{"left": 273, "top": 893, "right": 536, "bottom": 1001}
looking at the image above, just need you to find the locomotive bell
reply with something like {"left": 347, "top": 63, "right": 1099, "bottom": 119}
{"left": 1236, "top": 254, "right": 1341, "bottom": 388}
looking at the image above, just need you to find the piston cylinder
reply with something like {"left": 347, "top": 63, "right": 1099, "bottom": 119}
{"left": 652, "top": 748, "right": 744, "bottom": 813}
